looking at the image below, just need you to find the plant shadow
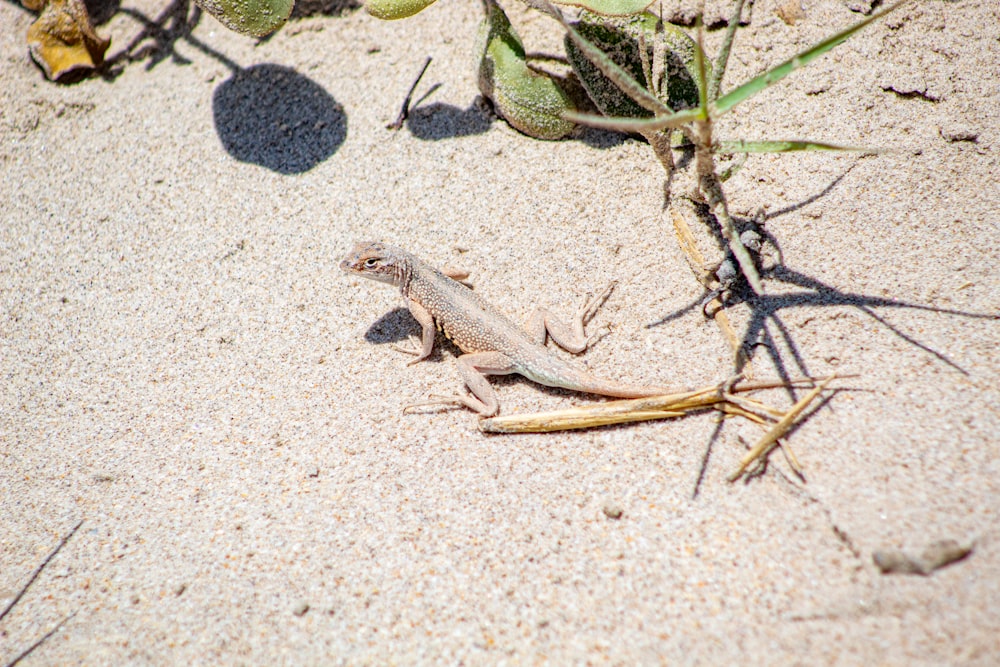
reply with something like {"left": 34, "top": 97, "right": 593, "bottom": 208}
{"left": 406, "top": 100, "right": 495, "bottom": 140}
{"left": 212, "top": 63, "right": 347, "bottom": 174}
{"left": 399, "top": 76, "right": 629, "bottom": 148}
{"left": 652, "top": 166, "right": 997, "bottom": 389}
{"left": 290, "top": 0, "right": 360, "bottom": 18}
{"left": 96, "top": 0, "right": 348, "bottom": 173}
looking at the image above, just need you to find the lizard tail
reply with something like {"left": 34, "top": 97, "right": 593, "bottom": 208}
{"left": 523, "top": 359, "right": 675, "bottom": 399}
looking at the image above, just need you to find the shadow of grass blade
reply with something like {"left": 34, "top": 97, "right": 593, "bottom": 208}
{"left": 712, "top": 0, "right": 914, "bottom": 116}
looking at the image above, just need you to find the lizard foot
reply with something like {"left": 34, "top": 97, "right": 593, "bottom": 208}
{"left": 391, "top": 340, "right": 433, "bottom": 366}
{"left": 391, "top": 340, "right": 422, "bottom": 356}
{"left": 580, "top": 280, "right": 617, "bottom": 325}
{"left": 403, "top": 394, "right": 496, "bottom": 417}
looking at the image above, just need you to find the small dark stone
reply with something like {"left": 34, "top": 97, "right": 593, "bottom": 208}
{"left": 602, "top": 501, "right": 624, "bottom": 520}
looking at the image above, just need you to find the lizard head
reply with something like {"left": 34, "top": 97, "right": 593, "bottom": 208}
{"left": 340, "top": 242, "right": 408, "bottom": 286}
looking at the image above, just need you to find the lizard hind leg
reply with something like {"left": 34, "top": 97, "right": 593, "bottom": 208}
{"left": 525, "top": 281, "right": 617, "bottom": 353}
{"left": 403, "top": 351, "right": 515, "bottom": 417}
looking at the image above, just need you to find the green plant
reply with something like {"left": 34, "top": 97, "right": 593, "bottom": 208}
{"left": 142, "top": 0, "right": 911, "bottom": 373}
{"left": 557, "top": 0, "right": 908, "bottom": 295}
{"left": 347, "top": 0, "right": 909, "bottom": 369}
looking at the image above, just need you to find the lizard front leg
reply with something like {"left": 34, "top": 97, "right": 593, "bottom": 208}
{"left": 392, "top": 297, "right": 437, "bottom": 364}
{"left": 524, "top": 281, "right": 616, "bottom": 353}
{"left": 404, "top": 351, "right": 514, "bottom": 417}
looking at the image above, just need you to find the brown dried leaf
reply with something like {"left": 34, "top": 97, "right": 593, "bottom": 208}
{"left": 27, "top": 0, "right": 110, "bottom": 81}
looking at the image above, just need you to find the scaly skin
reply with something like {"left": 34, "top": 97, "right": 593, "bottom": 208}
{"left": 341, "top": 241, "right": 673, "bottom": 416}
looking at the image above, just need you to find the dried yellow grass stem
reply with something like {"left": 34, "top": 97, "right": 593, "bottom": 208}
{"left": 479, "top": 386, "right": 722, "bottom": 433}
{"left": 479, "top": 377, "right": 829, "bottom": 434}
{"left": 670, "top": 203, "right": 752, "bottom": 377}
{"left": 727, "top": 373, "right": 838, "bottom": 481}
{"left": 480, "top": 374, "right": 844, "bottom": 483}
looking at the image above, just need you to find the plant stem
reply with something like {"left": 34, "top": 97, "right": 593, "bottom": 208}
{"left": 694, "top": 119, "right": 764, "bottom": 294}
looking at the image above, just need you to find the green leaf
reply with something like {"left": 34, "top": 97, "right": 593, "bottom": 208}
{"left": 707, "top": 0, "right": 747, "bottom": 100}
{"left": 719, "top": 139, "right": 879, "bottom": 153}
{"left": 194, "top": 0, "right": 293, "bottom": 37}
{"left": 693, "top": 17, "right": 709, "bottom": 117}
{"left": 476, "top": 0, "right": 577, "bottom": 140}
{"left": 365, "top": 0, "right": 438, "bottom": 20}
{"left": 564, "top": 11, "right": 703, "bottom": 121}
{"left": 713, "top": 0, "right": 913, "bottom": 116}
{"left": 563, "top": 14, "right": 669, "bottom": 117}
{"left": 562, "top": 107, "right": 704, "bottom": 134}
{"left": 552, "top": 0, "right": 655, "bottom": 17}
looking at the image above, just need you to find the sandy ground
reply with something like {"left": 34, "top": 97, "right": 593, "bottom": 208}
{"left": 2, "top": 0, "right": 999, "bottom": 662}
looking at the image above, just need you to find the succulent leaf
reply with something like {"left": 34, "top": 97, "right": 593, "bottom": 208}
{"left": 566, "top": 11, "right": 703, "bottom": 120}
{"left": 475, "top": 0, "right": 577, "bottom": 140}
{"left": 365, "top": 0, "right": 438, "bottom": 20}
{"left": 194, "top": 0, "right": 293, "bottom": 37}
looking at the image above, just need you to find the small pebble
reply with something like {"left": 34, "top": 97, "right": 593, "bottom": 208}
{"left": 939, "top": 125, "right": 978, "bottom": 143}
{"left": 602, "top": 501, "right": 624, "bottom": 520}
{"left": 873, "top": 539, "right": 973, "bottom": 575}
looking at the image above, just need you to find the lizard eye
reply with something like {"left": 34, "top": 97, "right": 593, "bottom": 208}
{"left": 363, "top": 258, "right": 379, "bottom": 268}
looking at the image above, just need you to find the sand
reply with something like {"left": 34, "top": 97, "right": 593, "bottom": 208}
{"left": 2, "top": 0, "right": 999, "bottom": 662}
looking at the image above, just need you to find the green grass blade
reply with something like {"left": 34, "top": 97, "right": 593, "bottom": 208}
{"left": 719, "top": 139, "right": 880, "bottom": 153}
{"left": 693, "top": 17, "right": 709, "bottom": 117}
{"left": 713, "top": 0, "right": 912, "bottom": 116}
{"left": 563, "top": 108, "right": 704, "bottom": 133}
{"left": 562, "top": 17, "right": 672, "bottom": 115}
{"left": 708, "top": 0, "right": 747, "bottom": 100}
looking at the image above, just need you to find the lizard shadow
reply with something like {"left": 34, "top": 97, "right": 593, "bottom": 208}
{"left": 364, "top": 308, "right": 424, "bottom": 343}
{"left": 363, "top": 308, "right": 447, "bottom": 363}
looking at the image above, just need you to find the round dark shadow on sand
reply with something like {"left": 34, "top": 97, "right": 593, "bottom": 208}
{"left": 213, "top": 64, "right": 347, "bottom": 174}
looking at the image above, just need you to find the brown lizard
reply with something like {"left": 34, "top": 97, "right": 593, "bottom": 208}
{"left": 341, "top": 241, "right": 675, "bottom": 416}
